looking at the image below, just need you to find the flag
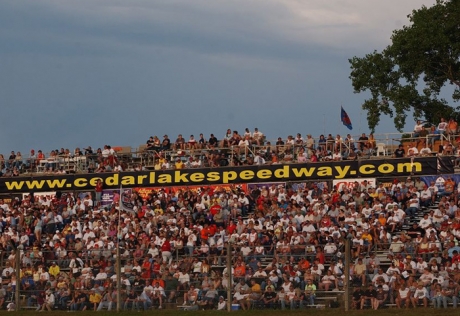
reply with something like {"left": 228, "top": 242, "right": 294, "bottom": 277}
{"left": 341, "top": 106, "right": 353, "bottom": 130}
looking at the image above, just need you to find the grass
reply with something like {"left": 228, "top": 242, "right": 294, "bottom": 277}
{"left": 10, "top": 308, "right": 460, "bottom": 316}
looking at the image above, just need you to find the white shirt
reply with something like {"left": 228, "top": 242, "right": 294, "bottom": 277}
{"left": 420, "top": 189, "right": 431, "bottom": 199}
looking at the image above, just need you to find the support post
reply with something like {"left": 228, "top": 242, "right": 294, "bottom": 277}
{"left": 226, "top": 242, "right": 232, "bottom": 312}
{"left": 344, "top": 238, "right": 350, "bottom": 311}
{"left": 15, "top": 248, "right": 20, "bottom": 311}
{"left": 116, "top": 246, "right": 121, "bottom": 311}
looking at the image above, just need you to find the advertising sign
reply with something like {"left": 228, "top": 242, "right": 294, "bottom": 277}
{"left": 0, "top": 157, "right": 447, "bottom": 193}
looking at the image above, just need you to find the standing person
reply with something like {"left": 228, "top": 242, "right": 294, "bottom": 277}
{"left": 413, "top": 120, "right": 424, "bottom": 137}
{"left": 447, "top": 118, "right": 458, "bottom": 139}
{"left": 437, "top": 117, "right": 448, "bottom": 135}
{"left": 428, "top": 125, "right": 441, "bottom": 149}
{"left": 161, "top": 237, "right": 172, "bottom": 265}
{"left": 44, "top": 208, "right": 56, "bottom": 235}
{"left": 27, "top": 149, "right": 37, "bottom": 170}
{"left": 95, "top": 179, "right": 103, "bottom": 206}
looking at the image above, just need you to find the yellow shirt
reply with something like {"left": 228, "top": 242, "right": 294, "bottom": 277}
{"left": 354, "top": 263, "right": 366, "bottom": 275}
{"left": 368, "top": 192, "right": 378, "bottom": 199}
{"left": 361, "top": 233, "right": 373, "bottom": 242}
{"left": 154, "top": 207, "right": 164, "bottom": 215}
{"left": 49, "top": 265, "right": 60, "bottom": 277}
{"left": 90, "top": 293, "right": 102, "bottom": 304}
{"left": 251, "top": 283, "right": 262, "bottom": 294}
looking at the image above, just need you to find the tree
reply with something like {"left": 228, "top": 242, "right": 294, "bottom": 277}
{"left": 349, "top": 0, "right": 460, "bottom": 132}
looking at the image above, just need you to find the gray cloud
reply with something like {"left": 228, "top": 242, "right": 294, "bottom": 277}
{"left": 0, "top": 0, "right": 437, "bottom": 154}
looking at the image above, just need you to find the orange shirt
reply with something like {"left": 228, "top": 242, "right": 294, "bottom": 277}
{"left": 234, "top": 264, "right": 246, "bottom": 277}
{"left": 299, "top": 259, "right": 310, "bottom": 270}
{"left": 448, "top": 121, "right": 458, "bottom": 132}
{"left": 200, "top": 227, "right": 210, "bottom": 241}
{"left": 152, "top": 279, "right": 165, "bottom": 288}
{"left": 445, "top": 179, "right": 455, "bottom": 193}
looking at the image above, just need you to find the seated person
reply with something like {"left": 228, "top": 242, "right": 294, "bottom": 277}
{"left": 303, "top": 279, "right": 316, "bottom": 306}
{"left": 183, "top": 285, "right": 199, "bottom": 305}
{"left": 411, "top": 283, "right": 428, "bottom": 308}
{"left": 262, "top": 286, "right": 278, "bottom": 309}
{"left": 393, "top": 144, "right": 405, "bottom": 158}
{"left": 152, "top": 282, "right": 166, "bottom": 309}
{"left": 352, "top": 286, "right": 364, "bottom": 310}
{"left": 199, "top": 285, "right": 218, "bottom": 309}
{"left": 360, "top": 285, "right": 376, "bottom": 310}
{"left": 233, "top": 289, "right": 250, "bottom": 310}
{"left": 374, "top": 285, "right": 388, "bottom": 310}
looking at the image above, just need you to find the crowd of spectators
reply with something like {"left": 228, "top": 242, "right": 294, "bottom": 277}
{"left": 0, "top": 119, "right": 459, "bottom": 311}
{"left": 1, "top": 119, "right": 459, "bottom": 177}
{"left": 0, "top": 173, "right": 460, "bottom": 310}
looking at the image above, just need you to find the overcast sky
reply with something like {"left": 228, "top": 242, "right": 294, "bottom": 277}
{"left": 0, "top": 0, "right": 438, "bottom": 155}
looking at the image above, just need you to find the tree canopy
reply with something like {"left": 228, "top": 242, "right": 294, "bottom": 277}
{"left": 349, "top": 0, "right": 460, "bottom": 132}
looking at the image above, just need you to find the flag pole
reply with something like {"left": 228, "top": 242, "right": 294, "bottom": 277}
{"left": 323, "top": 114, "right": 326, "bottom": 135}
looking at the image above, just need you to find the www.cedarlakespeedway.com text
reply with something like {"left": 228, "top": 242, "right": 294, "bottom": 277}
{"left": 2, "top": 161, "right": 423, "bottom": 192}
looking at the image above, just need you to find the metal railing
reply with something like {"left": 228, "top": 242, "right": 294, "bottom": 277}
{"left": 1, "top": 130, "right": 459, "bottom": 176}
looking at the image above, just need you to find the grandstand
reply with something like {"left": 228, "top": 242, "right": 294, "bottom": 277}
{"left": 0, "top": 127, "right": 460, "bottom": 311}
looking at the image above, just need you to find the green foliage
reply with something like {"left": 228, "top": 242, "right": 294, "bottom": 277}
{"left": 400, "top": 133, "right": 415, "bottom": 143}
{"left": 349, "top": 0, "right": 460, "bottom": 132}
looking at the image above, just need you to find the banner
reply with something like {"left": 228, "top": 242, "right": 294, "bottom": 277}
{"left": 22, "top": 191, "right": 56, "bottom": 199}
{"left": 101, "top": 189, "right": 118, "bottom": 207}
{"left": 247, "top": 182, "right": 286, "bottom": 191}
{"left": 247, "top": 182, "right": 328, "bottom": 192}
{"left": 438, "top": 156, "right": 455, "bottom": 174}
{"left": 333, "top": 178, "right": 376, "bottom": 191}
{"left": 420, "top": 174, "right": 459, "bottom": 195}
{"left": 101, "top": 188, "right": 135, "bottom": 211}
{"left": 134, "top": 184, "right": 248, "bottom": 200}
{"left": 100, "top": 185, "right": 248, "bottom": 206}
{"left": 0, "top": 157, "right": 447, "bottom": 193}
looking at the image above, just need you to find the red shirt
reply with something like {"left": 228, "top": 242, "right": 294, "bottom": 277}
{"left": 152, "top": 262, "right": 161, "bottom": 275}
{"left": 210, "top": 204, "right": 221, "bottom": 216}
{"left": 161, "top": 240, "right": 171, "bottom": 252}
{"left": 227, "top": 223, "right": 236, "bottom": 234}
{"left": 95, "top": 182, "right": 103, "bottom": 193}
{"left": 316, "top": 252, "right": 325, "bottom": 264}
